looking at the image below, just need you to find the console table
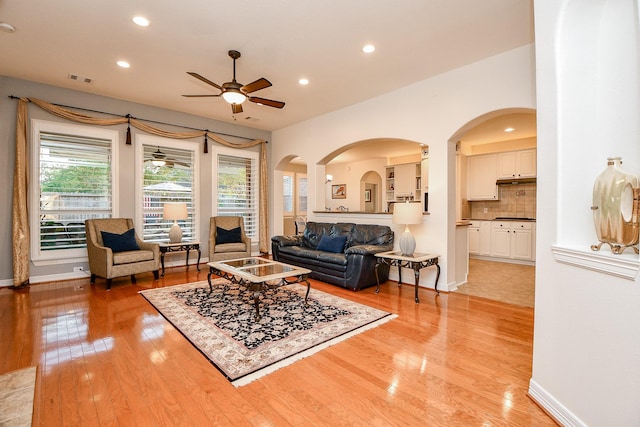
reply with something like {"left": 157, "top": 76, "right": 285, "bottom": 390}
{"left": 374, "top": 251, "right": 440, "bottom": 303}
{"left": 159, "top": 241, "right": 201, "bottom": 276}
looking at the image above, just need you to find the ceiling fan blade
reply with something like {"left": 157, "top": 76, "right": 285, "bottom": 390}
{"left": 232, "top": 103, "right": 243, "bottom": 114}
{"left": 182, "top": 94, "right": 221, "bottom": 97}
{"left": 248, "top": 96, "right": 285, "bottom": 109}
{"left": 187, "top": 72, "right": 222, "bottom": 90}
{"left": 241, "top": 78, "right": 272, "bottom": 94}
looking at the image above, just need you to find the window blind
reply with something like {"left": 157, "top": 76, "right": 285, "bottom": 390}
{"left": 39, "top": 132, "right": 112, "bottom": 251}
{"left": 217, "top": 153, "right": 257, "bottom": 237}
{"left": 142, "top": 144, "right": 196, "bottom": 242}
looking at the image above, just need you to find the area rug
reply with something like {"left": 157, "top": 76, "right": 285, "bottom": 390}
{"left": 0, "top": 366, "right": 37, "bottom": 426}
{"left": 140, "top": 279, "right": 395, "bottom": 386}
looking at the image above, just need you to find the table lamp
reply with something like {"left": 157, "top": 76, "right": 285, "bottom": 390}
{"left": 393, "top": 201, "right": 423, "bottom": 256}
{"left": 163, "top": 202, "right": 188, "bottom": 243}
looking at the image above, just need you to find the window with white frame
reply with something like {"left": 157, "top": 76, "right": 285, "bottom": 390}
{"left": 213, "top": 146, "right": 259, "bottom": 239}
{"left": 283, "top": 172, "right": 294, "bottom": 215}
{"left": 297, "top": 174, "right": 308, "bottom": 214}
{"left": 30, "top": 120, "right": 118, "bottom": 262}
{"left": 136, "top": 136, "right": 199, "bottom": 242}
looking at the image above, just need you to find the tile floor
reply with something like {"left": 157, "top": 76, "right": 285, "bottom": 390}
{"left": 455, "top": 258, "right": 535, "bottom": 307}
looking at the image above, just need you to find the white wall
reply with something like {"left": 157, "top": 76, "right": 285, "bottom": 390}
{"left": 531, "top": 0, "right": 640, "bottom": 425}
{"left": 271, "top": 44, "right": 536, "bottom": 292}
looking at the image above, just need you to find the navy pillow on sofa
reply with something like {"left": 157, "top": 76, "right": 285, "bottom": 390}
{"left": 316, "top": 234, "right": 347, "bottom": 253}
{"left": 216, "top": 226, "right": 242, "bottom": 244}
{"left": 101, "top": 228, "right": 140, "bottom": 252}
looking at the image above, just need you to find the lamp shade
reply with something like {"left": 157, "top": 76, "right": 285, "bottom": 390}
{"left": 222, "top": 90, "right": 247, "bottom": 105}
{"left": 393, "top": 201, "right": 422, "bottom": 225}
{"left": 163, "top": 202, "right": 188, "bottom": 221}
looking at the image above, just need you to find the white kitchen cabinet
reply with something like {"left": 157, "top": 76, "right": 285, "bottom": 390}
{"left": 386, "top": 163, "right": 421, "bottom": 205}
{"left": 468, "top": 220, "right": 491, "bottom": 255}
{"left": 497, "top": 149, "right": 537, "bottom": 179}
{"left": 421, "top": 157, "right": 429, "bottom": 190}
{"left": 467, "top": 154, "right": 498, "bottom": 200}
{"left": 490, "top": 221, "right": 534, "bottom": 260}
{"left": 394, "top": 163, "right": 417, "bottom": 196}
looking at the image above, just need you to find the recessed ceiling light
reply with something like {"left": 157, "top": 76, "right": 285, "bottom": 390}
{"left": 133, "top": 16, "right": 150, "bottom": 27}
{"left": 504, "top": 127, "right": 515, "bottom": 132}
{"left": 117, "top": 60, "right": 130, "bottom": 68}
{"left": 0, "top": 22, "right": 16, "bottom": 33}
{"left": 298, "top": 78, "right": 309, "bottom": 85}
{"left": 362, "top": 44, "right": 375, "bottom": 54}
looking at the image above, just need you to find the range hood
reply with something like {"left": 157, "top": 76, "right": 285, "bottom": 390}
{"left": 496, "top": 177, "right": 537, "bottom": 185}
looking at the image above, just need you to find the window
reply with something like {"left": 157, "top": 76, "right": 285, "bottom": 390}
{"left": 213, "top": 146, "right": 259, "bottom": 239}
{"left": 30, "top": 120, "right": 118, "bottom": 262}
{"left": 135, "top": 136, "right": 199, "bottom": 243}
{"left": 296, "top": 174, "right": 308, "bottom": 214}
{"left": 283, "top": 172, "right": 294, "bottom": 215}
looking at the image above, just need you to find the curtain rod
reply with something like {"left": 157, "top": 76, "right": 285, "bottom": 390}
{"left": 7, "top": 95, "right": 266, "bottom": 143}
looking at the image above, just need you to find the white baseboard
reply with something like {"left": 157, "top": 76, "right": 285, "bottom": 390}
{"left": 528, "top": 378, "right": 586, "bottom": 427}
{"left": 0, "top": 271, "right": 91, "bottom": 287}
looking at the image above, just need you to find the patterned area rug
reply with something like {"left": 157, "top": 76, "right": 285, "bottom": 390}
{"left": 140, "top": 279, "right": 395, "bottom": 386}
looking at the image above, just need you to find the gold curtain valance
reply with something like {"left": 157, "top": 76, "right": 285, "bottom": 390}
{"left": 11, "top": 97, "right": 269, "bottom": 286}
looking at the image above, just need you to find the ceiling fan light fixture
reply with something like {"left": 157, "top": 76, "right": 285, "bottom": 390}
{"left": 151, "top": 159, "right": 166, "bottom": 167}
{"left": 222, "top": 89, "right": 246, "bottom": 105}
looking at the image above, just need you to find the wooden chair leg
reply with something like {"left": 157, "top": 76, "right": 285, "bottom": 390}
{"left": 90, "top": 274, "right": 96, "bottom": 284}
{"left": 153, "top": 270, "right": 159, "bottom": 280}
{"left": 130, "top": 275, "right": 136, "bottom": 284}
{"left": 106, "top": 278, "right": 112, "bottom": 290}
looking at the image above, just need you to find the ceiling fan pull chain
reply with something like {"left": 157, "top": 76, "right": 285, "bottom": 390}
{"left": 204, "top": 132, "right": 208, "bottom": 154}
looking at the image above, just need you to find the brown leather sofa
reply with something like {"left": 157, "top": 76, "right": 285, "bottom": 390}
{"left": 271, "top": 221, "right": 393, "bottom": 291}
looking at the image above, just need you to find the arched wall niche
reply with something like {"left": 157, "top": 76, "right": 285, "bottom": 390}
{"left": 556, "top": 0, "right": 640, "bottom": 250}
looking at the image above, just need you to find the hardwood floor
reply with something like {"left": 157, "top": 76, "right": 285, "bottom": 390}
{"left": 0, "top": 265, "right": 556, "bottom": 426}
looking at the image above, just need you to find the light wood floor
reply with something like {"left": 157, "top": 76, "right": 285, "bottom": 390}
{"left": 0, "top": 264, "right": 556, "bottom": 426}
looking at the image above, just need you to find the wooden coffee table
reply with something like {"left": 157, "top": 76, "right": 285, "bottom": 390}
{"left": 207, "top": 257, "right": 312, "bottom": 321}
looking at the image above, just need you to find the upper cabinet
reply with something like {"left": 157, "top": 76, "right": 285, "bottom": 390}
{"left": 394, "top": 163, "right": 419, "bottom": 196}
{"left": 385, "top": 163, "right": 421, "bottom": 206}
{"left": 497, "top": 149, "right": 537, "bottom": 179}
{"left": 467, "top": 154, "right": 498, "bottom": 200}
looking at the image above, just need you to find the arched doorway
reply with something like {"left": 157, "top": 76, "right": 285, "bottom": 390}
{"left": 450, "top": 109, "right": 537, "bottom": 307}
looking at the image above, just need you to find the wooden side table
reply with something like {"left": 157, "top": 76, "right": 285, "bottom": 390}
{"left": 374, "top": 251, "right": 440, "bottom": 303}
{"left": 158, "top": 241, "right": 201, "bottom": 277}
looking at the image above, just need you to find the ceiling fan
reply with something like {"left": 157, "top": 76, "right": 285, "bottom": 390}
{"left": 145, "top": 147, "right": 189, "bottom": 168}
{"left": 182, "top": 50, "right": 285, "bottom": 114}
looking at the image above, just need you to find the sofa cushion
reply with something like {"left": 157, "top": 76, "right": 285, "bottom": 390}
{"left": 214, "top": 242, "right": 247, "bottom": 253}
{"left": 113, "top": 249, "right": 155, "bottom": 265}
{"left": 101, "top": 228, "right": 139, "bottom": 253}
{"left": 316, "top": 235, "right": 347, "bottom": 253}
{"left": 216, "top": 226, "right": 242, "bottom": 244}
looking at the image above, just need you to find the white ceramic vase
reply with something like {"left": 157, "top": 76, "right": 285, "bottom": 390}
{"left": 591, "top": 156, "right": 639, "bottom": 253}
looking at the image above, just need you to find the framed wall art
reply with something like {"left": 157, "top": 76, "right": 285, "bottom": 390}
{"left": 332, "top": 184, "right": 346, "bottom": 199}
{"left": 364, "top": 189, "right": 371, "bottom": 202}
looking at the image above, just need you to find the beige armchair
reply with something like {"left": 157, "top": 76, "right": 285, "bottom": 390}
{"left": 85, "top": 218, "right": 160, "bottom": 290}
{"left": 209, "top": 216, "right": 251, "bottom": 262}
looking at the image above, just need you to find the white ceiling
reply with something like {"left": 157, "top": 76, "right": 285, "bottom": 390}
{"left": 0, "top": 0, "right": 534, "bottom": 132}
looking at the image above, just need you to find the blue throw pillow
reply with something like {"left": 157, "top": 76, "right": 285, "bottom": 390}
{"left": 316, "top": 235, "right": 347, "bottom": 253}
{"left": 101, "top": 228, "right": 139, "bottom": 252}
{"left": 216, "top": 226, "right": 242, "bottom": 244}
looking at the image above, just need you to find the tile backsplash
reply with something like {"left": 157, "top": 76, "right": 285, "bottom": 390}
{"left": 468, "top": 183, "right": 536, "bottom": 220}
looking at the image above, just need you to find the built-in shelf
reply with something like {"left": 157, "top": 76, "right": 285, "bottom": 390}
{"left": 551, "top": 245, "right": 640, "bottom": 280}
